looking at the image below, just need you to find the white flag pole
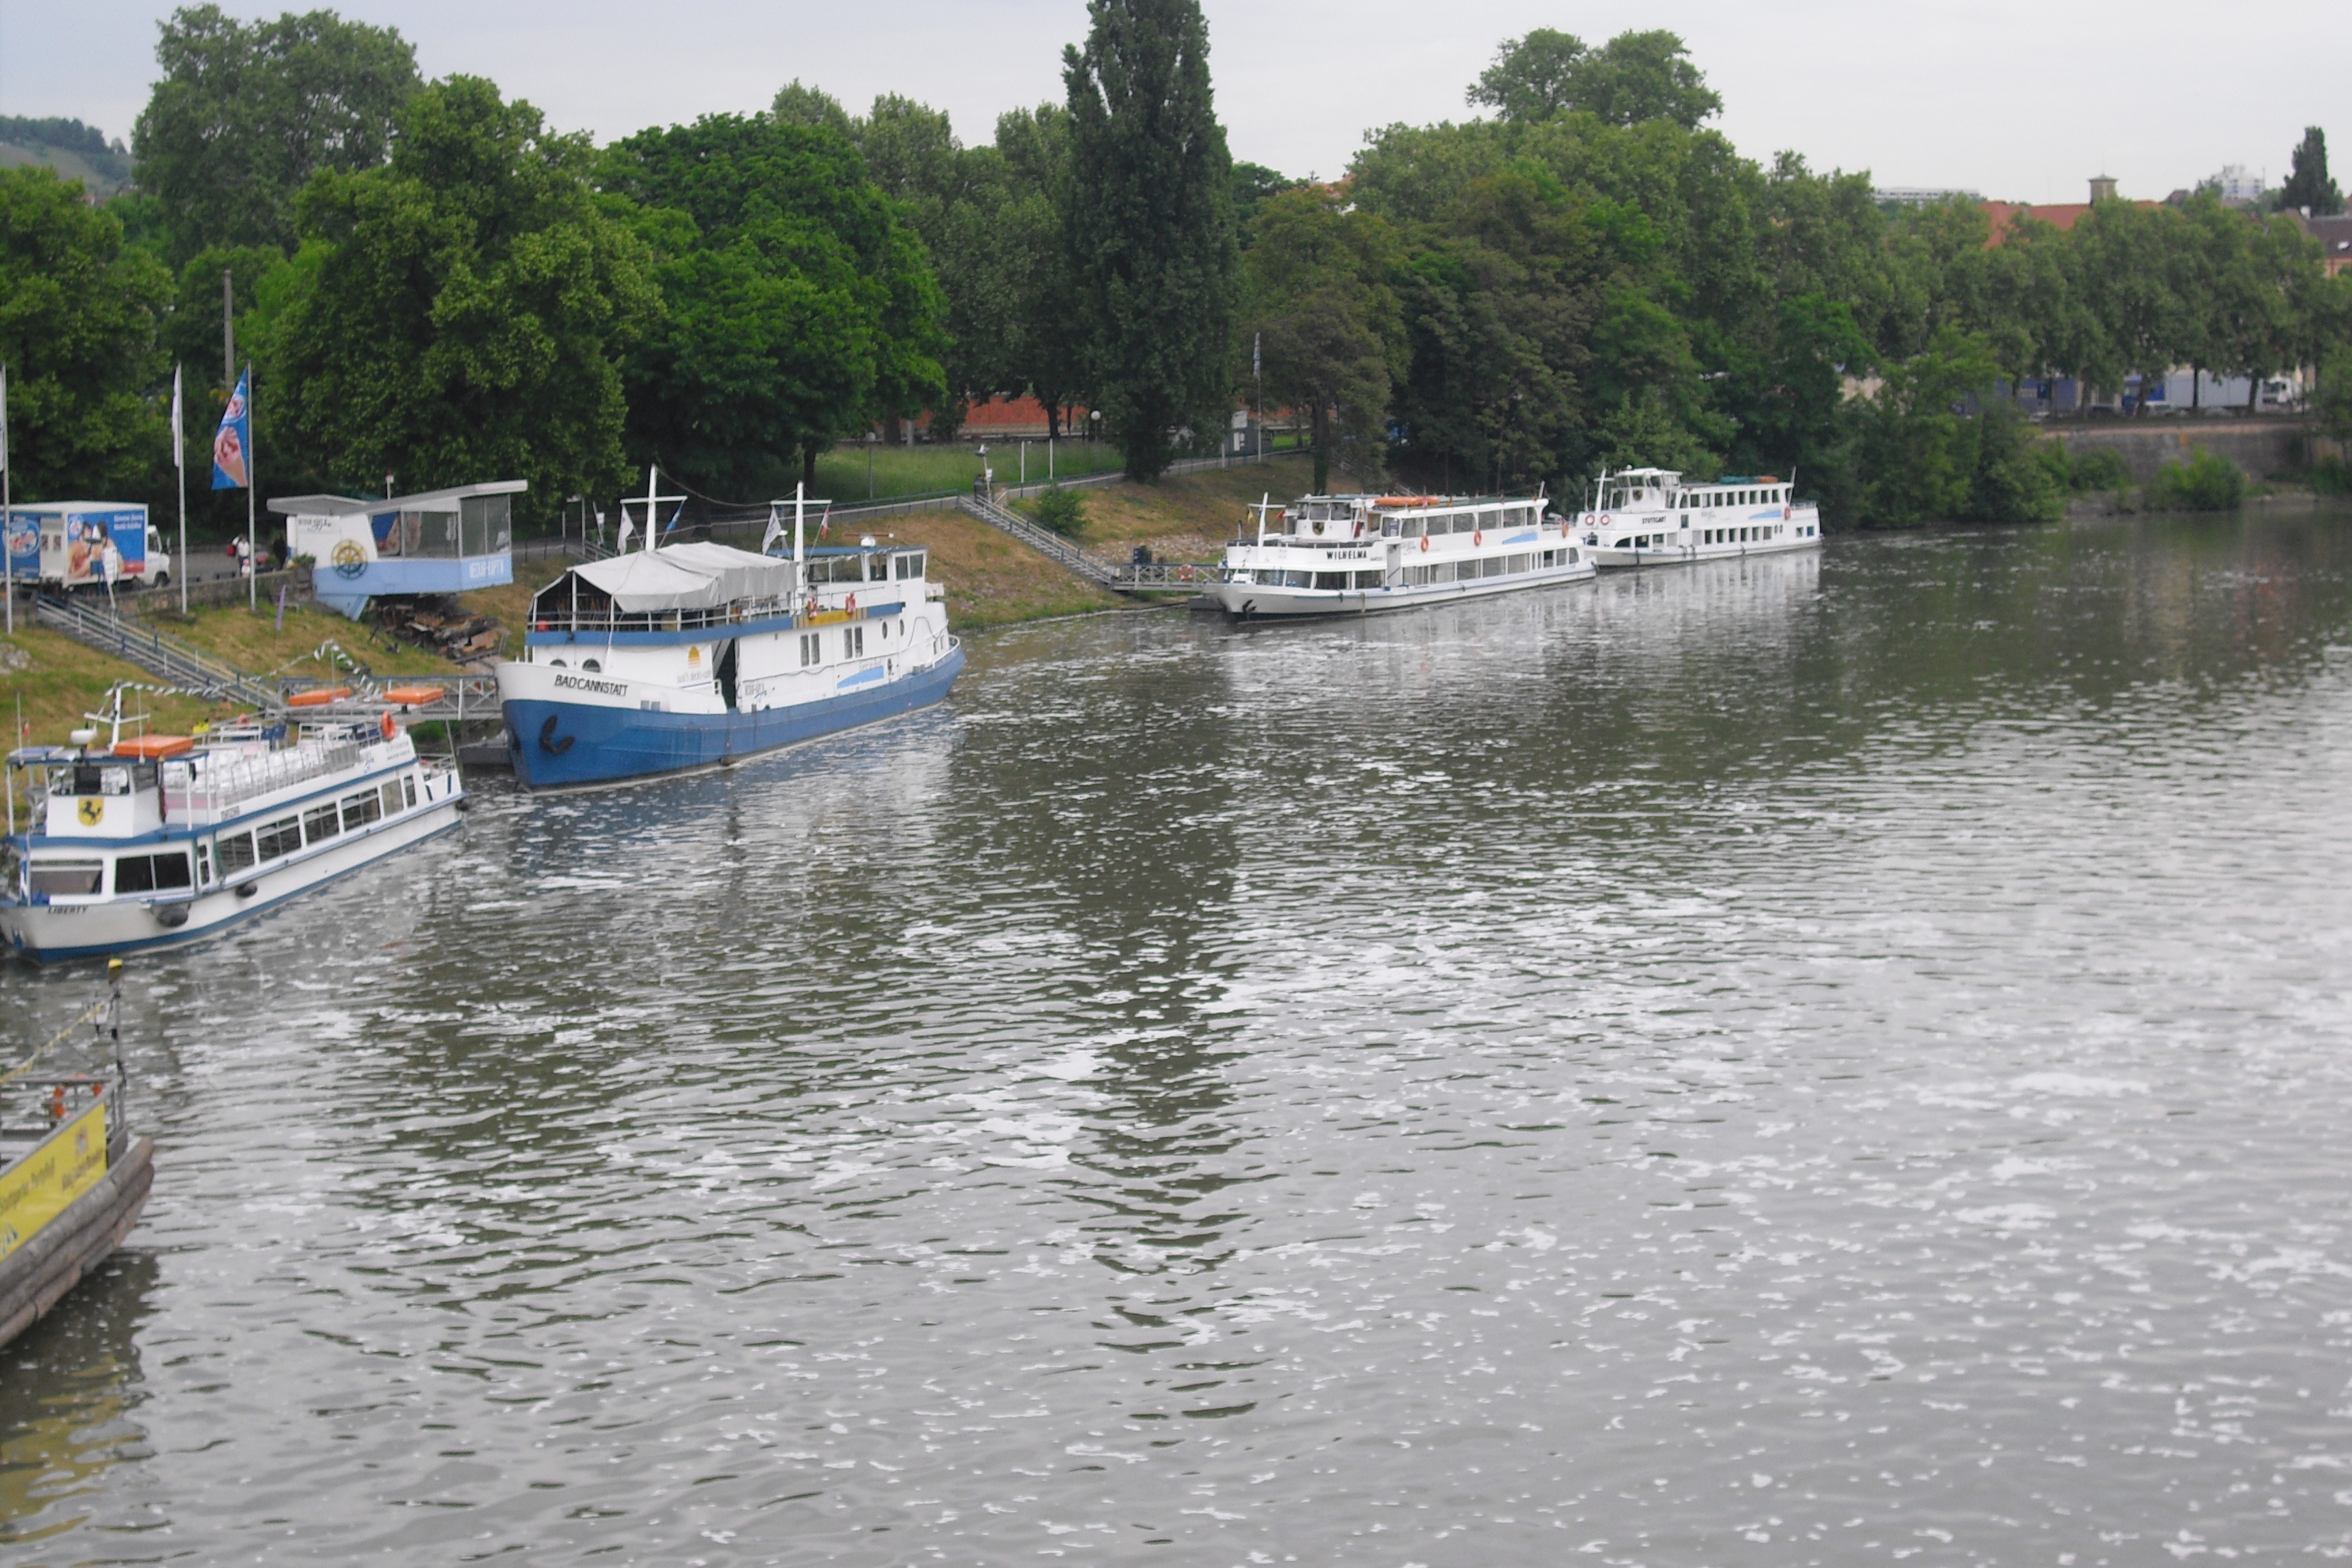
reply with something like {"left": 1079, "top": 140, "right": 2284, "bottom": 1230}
{"left": 173, "top": 362, "right": 187, "bottom": 617}
{"left": 244, "top": 363, "right": 257, "bottom": 612}
{"left": 3, "top": 362, "right": 12, "bottom": 637}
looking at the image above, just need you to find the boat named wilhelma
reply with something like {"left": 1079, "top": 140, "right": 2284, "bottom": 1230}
{"left": 1575, "top": 467, "right": 1821, "bottom": 566}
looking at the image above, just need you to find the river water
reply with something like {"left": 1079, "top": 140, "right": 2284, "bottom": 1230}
{"left": 9, "top": 507, "right": 2352, "bottom": 1565}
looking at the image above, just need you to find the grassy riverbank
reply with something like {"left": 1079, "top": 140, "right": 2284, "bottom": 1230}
{"left": 1015, "top": 455, "right": 1320, "bottom": 564}
{"left": 1, "top": 625, "right": 244, "bottom": 828}
{"left": 813, "top": 440, "right": 1126, "bottom": 504}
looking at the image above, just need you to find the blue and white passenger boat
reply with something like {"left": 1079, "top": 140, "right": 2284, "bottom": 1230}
{"left": 493, "top": 480, "right": 964, "bottom": 789}
{"left": 2, "top": 689, "right": 464, "bottom": 962}
{"left": 1209, "top": 492, "right": 1592, "bottom": 619}
{"left": 1575, "top": 467, "right": 1822, "bottom": 567}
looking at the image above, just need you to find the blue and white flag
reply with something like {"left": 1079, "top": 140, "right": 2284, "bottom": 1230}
{"left": 212, "top": 369, "right": 251, "bottom": 490}
{"left": 761, "top": 504, "right": 785, "bottom": 554}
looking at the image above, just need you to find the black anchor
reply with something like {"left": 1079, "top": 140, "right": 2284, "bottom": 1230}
{"left": 538, "top": 714, "right": 574, "bottom": 755}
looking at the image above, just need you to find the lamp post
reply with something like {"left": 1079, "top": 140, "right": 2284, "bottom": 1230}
{"left": 1090, "top": 408, "right": 1101, "bottom": 464}
{"left": 865, "top": 429, "right": 877, "bottom": 500}
{"left": 975, "top": 442, "right": 990, "bottom": 502}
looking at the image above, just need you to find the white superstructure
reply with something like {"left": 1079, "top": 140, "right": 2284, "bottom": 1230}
{"left": 1576, "top": 468, "right": 1821, "bottom": 568}
{"left": 3, "top": 695, "right": 463, "bottom": 962}
{"left": 1210, "top": 493, "right": 1592, "bottom": 619}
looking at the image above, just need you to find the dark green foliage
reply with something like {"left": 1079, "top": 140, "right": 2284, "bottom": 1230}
{"left": 0, "top": 166, "right": 172, "bottom": 500}
{"left": 1230, "top": 162, "right": 1298, "bottom": 239}
{"left": 1032, "top": 483, "right": 1087, "bottom": 535}
{"left": 0, "top": 117, "right": 118, "bottom": 158}
{"left": 1241, "top": 188, "right": 1405, "bottom": 491}
{"left": 600, "top": 110, "right": 945, "bottom": 496}
{"left": 2061, "top": 445, "right": 2130, "bottom": 492}
{"left": 2149, "top": 449, "right": 2246, "bottom": 510}
{"left": 2279, "top": 127, "right": 2342, "bottom": 217}
{"left": 132, "top": 4, "right": 419, "bottom": 265}
{"left": 1835, "top": 331, "right": 2062, "bottom": 527}
{"left": 276, "top": 76, "right": 656, "bottom": 510}
{"left": 1468, "top": 29, "right": 1720, "bottom": 129}
{"left": 1064, "top": 0, "right": 1239, "bottom": 480}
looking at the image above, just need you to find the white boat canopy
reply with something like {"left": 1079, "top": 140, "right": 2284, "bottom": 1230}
{"left": 568, "top": 542, "right": 798, "bottom": 612}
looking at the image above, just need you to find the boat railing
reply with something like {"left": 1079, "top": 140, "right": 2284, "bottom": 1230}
{"left": 162, "top": 738, "right": 373, "bottom": 820}
{"left": 529, "top": 589, "right": 904, "bottom": 636}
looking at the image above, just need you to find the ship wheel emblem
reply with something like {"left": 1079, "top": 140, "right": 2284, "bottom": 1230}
{"left": 331, "top": 540, "right": 368, "bottom": 579}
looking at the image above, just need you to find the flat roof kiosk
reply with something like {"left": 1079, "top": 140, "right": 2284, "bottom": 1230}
{"left": 268, "top": 480, "right": 524, "bottom": 619}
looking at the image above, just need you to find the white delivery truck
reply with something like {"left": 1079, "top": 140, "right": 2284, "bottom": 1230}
{"left": 4, "top": 502, "right": 171, "bottom": 591}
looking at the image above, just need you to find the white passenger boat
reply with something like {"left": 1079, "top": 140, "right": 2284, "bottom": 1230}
{"left": 493, "top": 481, "right": 963, "bottom": 789}
{"left": 1209, "top": 493, "right": 1592, "bottom": 619}
{"left": 1575, "top": 468, "right": 1822, "bottom": 567}
{"left": 2, "top": 689, "right": 463, "bottom": 962}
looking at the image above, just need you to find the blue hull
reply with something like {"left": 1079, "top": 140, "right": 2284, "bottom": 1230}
{"left": 503, "top": 647, "right": 966, "bottom": 789}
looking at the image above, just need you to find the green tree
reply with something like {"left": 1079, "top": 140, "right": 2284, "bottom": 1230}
{"left": 132, "top": 4, "right": 419, "bottom": 266}
{"left": 770, "top": 80, "right": 853, "bottom": 138}
{"left": 1468, "top": 29, "right": 1720, "bottom": 129}
{"left": 276, "top": 76, "right": 655, "bottom": 511}
{"left": 600, "top": 110, "right": 945, "bottom": 496}
{"left": 0, "top": 166, "right": 172, "bottom": 498}
{"left": 994, "top": 105, "right": 1091, "bottom": 436}
{"left": 1241, "top": 187, "right": 1405, "bottom": 491}
{"left": 1230, "top": 161, "right": 1298, "bottom": 240}
{"left": 2278, "top": 127, "right": 2343, "bottom": 217}
{"left": 1467, "top": 29, "right": 1588, "bottom": 122}
{"left": 1063, "top": 0, "right": 1239, "bottom": 480}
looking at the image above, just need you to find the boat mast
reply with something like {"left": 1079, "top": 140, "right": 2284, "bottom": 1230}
{"left": 644, "top": 466, "right": 657, "bottom": 553}
{"left": 794, "top": 481, "right": 806, "bottom": 604}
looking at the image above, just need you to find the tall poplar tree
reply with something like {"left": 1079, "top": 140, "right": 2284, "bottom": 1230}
{"left": 1062, "top": 0, "right": 1237, "bottom": 480}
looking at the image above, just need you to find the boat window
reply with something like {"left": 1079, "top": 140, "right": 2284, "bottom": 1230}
{"left": 342, "top": 790, "right": 383, "bottom": 832}
{"left": 581, "top": 659, "right": 601, "bottom": 673}
{"left": 29, "top": 860, "right": 103, "bottom": 897}
{"left": 69, "top": 764, "right": 135, "bottom": 797}
{"left": 402, "top": 776, "right": 417, "bottom": 810}
{"left": 303, "top": 804, "right": 342, "bottom": 845}
{"left": 893, "top": 551, "right": 928, "bottom": 580}
{"left": 114, "top": 852, "right": 192, "bottom": 894}
{"left": 196, "top": 841, "right": 213, "bottom": 885}
{"left": 379, "top": 781, "right": 405, "bottom": 818}
{"left": 257, "top": 816, "right": 301, "bottom": 860}
{"left": 218, "top": 832, "right": 256, "bottom": 873}
{"left": 549, "top": 658, "right": 566, "bottom": 668}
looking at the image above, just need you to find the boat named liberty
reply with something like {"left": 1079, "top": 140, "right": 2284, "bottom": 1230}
{"left": 3, "top": 689, "right": 463, "bottom": 962}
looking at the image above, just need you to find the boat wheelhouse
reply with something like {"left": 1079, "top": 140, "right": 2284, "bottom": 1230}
{"left": 1209, "top": 493, "right": 1592, "bottom": 619}
{"left": 493, "top": 483, "right": 963, "bottom": 789}
{"left": 1575, "top": 468, "right": 1822, "bottom": 568}
{"left": 1, "top": 691, "right": 464, "bottom": 962}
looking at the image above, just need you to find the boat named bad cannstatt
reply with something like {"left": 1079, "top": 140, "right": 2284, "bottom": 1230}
{"left": 2, "top": 688, "right": 465, "bottom": 962}
{"left": 1210, "top": 492, "right": 1593, "bottom": 619}
{"left": 494, "top": 486, "right": 964, "bottom": 789}
{"left": 1576, "top": 467, "right": 1822, "bottom": 567}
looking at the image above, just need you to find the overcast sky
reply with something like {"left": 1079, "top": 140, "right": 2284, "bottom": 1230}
{"left": 9, "top": 0, "right": 2348, "bottom": 206}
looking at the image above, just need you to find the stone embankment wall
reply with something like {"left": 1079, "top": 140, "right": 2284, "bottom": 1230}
{"left": 2044, "top": 419, "right": 2319, "bottom": 483}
